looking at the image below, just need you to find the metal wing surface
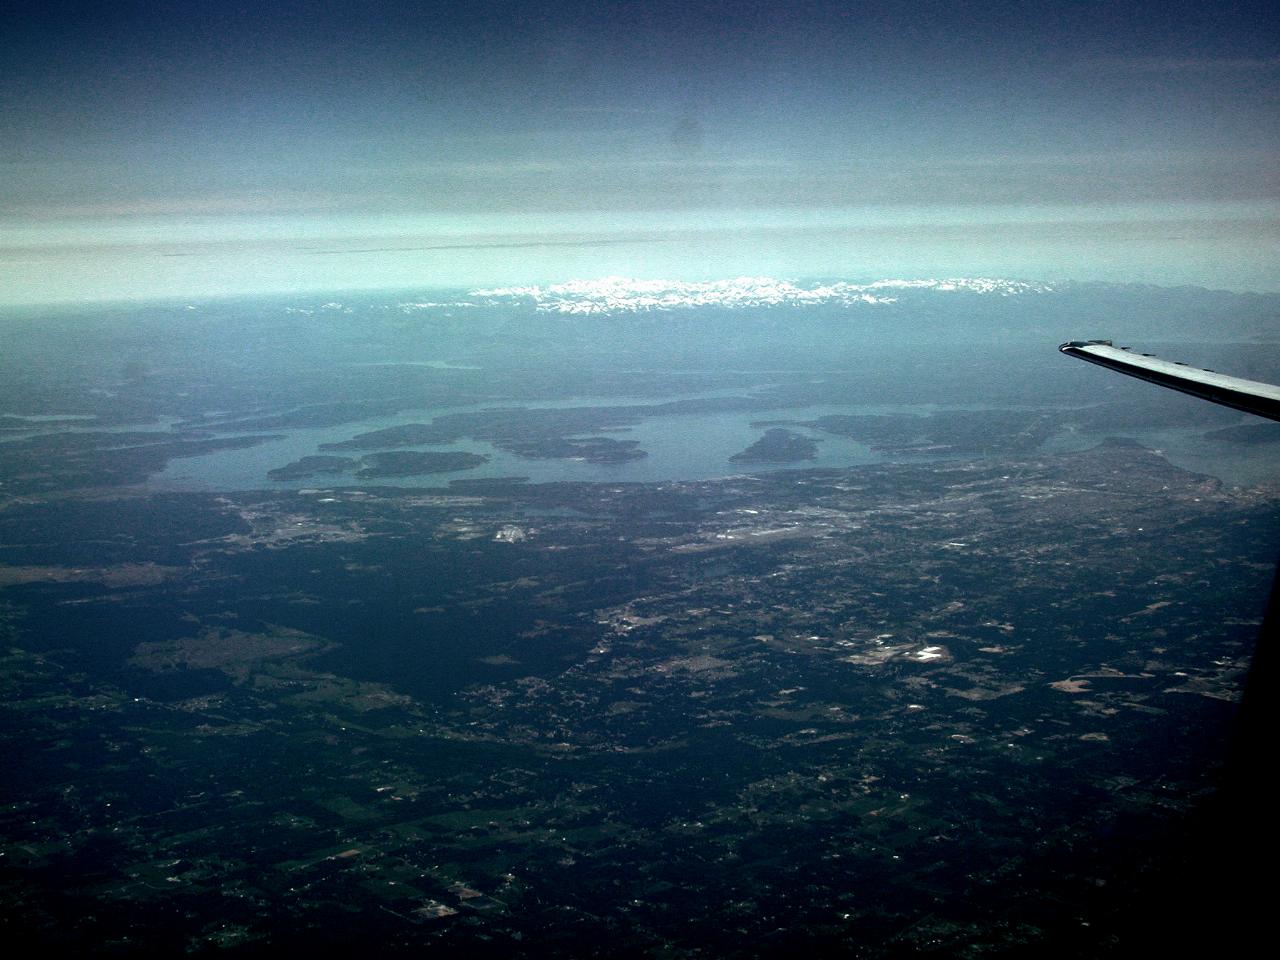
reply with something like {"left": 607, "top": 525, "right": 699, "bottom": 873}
{"left": 1059, "top": 340, "right": 1280, "bottom": 422}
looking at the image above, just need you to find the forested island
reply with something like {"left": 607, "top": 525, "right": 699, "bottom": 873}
{"left": 730, "top": 428, "right": 819, "bottom": 463}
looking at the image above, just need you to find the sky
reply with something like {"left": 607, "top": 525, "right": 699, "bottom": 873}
{"left": 2, "top": 0, "right": 1277, "bottom": 305}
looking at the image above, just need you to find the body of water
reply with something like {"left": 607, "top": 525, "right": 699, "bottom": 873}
{"left": 147, "top": 396, "right": 1280, "bottom": 492}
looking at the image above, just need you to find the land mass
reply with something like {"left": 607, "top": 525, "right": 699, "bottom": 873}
{"left": 1, "top": 441, "right": 1274, "bottom": 957}
{"left": 0, "top": 430, "right": 284, "bottom": 495}
{"left": 354, "top": 450, "right": 488, "bottom": 478}
{"left": 268, "top": 455, "right": 359, "bottom": 480}
{"left": 1204, "top": 422, "right": 1280, "bottom": 445}
{"left": 730, "top": 427, "right": 819, "bottom": 463}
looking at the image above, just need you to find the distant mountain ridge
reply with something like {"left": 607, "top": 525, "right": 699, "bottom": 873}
{"left": 372, "top": 276, "right": 1280, "bottom": 344}
{"left": 460, "top": 277, "right": 1054, "bottom": 314}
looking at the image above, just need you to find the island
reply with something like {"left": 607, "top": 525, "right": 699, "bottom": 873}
{"left": 501, "top": 436, "right": 647, "bottom": 463}
{"left": 354, "top": 450, "right": 488, "bottom": 478}
{"left": 320, "top": 422, "right": 453, "bottom": 450}
{"left": 267, "top": 455, "right": 358, "bottom": 480}
{"left": 729, "top": 428, "right": 819, "bottom": 463}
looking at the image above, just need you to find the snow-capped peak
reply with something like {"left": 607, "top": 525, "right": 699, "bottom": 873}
{"left": 390, "top": 277, "right": 1054, "bottom": 315}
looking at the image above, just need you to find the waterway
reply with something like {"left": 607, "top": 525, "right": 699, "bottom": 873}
{"left": 147, "top": 395, "right": 1280, "bottom": 492}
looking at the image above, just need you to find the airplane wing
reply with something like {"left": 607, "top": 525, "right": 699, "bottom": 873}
{"left": 1059, "top": 340, "right": 1280, "bottom": 422}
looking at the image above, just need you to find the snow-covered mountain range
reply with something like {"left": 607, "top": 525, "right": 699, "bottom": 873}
{"left": 395, "top": 277, "right": 1055, "bottom": 315}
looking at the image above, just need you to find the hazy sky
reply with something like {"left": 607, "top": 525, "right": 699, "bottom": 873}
{"left": 3, "top": 0, "right": 1277, "bottom": 304}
